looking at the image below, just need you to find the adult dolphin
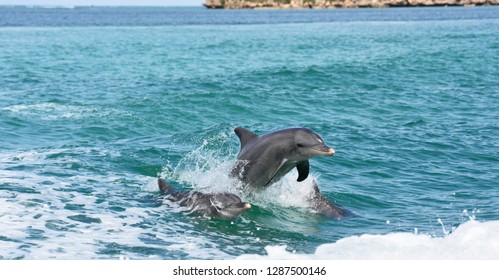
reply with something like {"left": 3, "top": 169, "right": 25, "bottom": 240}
{"left": 231, "top": 127, "right": 347, "bottom": 218}
{"left": 231, "top": 127, "right": 335, "bottom": 189}
{"left": 158, "top": 178, "right": 251, "bottom": 220}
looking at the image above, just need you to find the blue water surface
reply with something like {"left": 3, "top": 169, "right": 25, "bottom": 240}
{"left": 0, "top": 6, "right": 498, "bottom": 259}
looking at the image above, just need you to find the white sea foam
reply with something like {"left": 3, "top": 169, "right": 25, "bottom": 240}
{"left": 250, "top": 170, "right": 318, "bottom": 209}
{"left": 0, "top": 147, "right": 224, "bottom": 259}
{"left": 2, "top": 102, "right": 128, "bottom": 121}
{"left": 3, "top": 103, "right": 91, "bottom": 120}
{"left": 238, "top": 220, "right": 499, "bottom": 260}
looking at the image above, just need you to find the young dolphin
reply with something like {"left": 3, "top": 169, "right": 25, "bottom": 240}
{"left": 231, "top": 127, "right": 346, "bottom": 218}
{"left": 157, "top": 178, "right": 251, "bottom": 220}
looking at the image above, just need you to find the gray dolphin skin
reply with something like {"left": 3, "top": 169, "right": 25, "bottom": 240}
{"left": 308, "top": 181, "right": 348, "bottom": 218}
{"left": 231, "top": 127, "right": 347, "bottom": 218}
{"left": 231, "top": 127, "right": 335, "bottom": 189}
{"left": 158, "top": 178, "right": 251, "bottom": 220}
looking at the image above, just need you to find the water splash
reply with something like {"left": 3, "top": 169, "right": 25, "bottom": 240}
{"left": 462, "top": 209, "right": 479, "bottom": 221}
{"left": 159, "top": 136, "right": 321, "bottom": 213}
{"left": 437, "top": 218, "right": 450, "bottom": 236}
{"left": 159, "top": 131, "right": 239, "bottom": 193}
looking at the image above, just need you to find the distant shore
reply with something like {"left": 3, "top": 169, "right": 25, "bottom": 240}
{"left": 203, "top": 0, "right": 499, "bottom": 9}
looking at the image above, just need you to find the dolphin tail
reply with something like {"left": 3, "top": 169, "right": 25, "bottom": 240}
{"left": 158, "top": 178, "right": 174, "bottom": 194}
{"left": 310, "top": 181, "right": 348, "bottom": 219}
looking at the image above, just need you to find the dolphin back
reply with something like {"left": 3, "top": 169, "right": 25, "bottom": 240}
{"left": 309, "top": 181, "right": 348, "bottom": 219}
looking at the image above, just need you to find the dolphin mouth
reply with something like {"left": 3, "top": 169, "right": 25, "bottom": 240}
{"left": 227, "top": 202, "right": 251, "bottom": 213}
{"left": 237, "top": 202, "right": 251, "bottom": 210}
{"left": 325, "top": 147, "right": 335, "bottom": 156}
{"left": 312, "top": 145, "right": 335, "bottom": 156}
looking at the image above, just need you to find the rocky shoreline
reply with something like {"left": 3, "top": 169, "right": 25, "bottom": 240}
{"left": 203, "top": 0, "right": 498, "bottom": 9}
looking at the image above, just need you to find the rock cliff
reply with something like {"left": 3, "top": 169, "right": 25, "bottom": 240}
{"left": 203, "top": 0, "right": 498, "bottom": 9}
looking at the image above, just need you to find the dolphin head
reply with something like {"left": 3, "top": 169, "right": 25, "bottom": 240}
{"left": 209, "top": 193, "right": 251, "bottom": 220}
{"left": 292, "top": 128, "right": 335, "bottom": 159}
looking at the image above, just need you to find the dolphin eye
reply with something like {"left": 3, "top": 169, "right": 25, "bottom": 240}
{"left": 297, "top": 143, "right": 305, "bottom": 148}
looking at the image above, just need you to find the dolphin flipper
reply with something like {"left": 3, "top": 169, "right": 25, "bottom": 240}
{"left": 296, "top": 160, "right": 309, "bottom": 182}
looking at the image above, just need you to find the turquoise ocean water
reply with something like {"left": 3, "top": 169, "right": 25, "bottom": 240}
{"left": 0, "top": 6, "right": 498, "bottom": 259}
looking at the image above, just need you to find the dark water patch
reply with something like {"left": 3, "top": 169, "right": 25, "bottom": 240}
{"left": 67, "top": 214, "right": 102, "bottom": 224}
{"left": 130, "top": 220, "right": 157, "bottom": 228}
{"left": 402, "top": 119, "right": 426, "bottom": 127}
{"left": 39, "top": 171, "right": 78, "bottom": 178}
{"left": 127, "top": 164, "right": 162, "bottom": 177}
{"left": 64, "top": 203, "right": 86, "bottom": 211}
{"left": 138, "top": 233, "right": 174, "bottom": 247}
{"left": 109, "top": 206, "right": 127, "bottom": 212}
{"left": 53, "top": 185, "right": 95, "bottom": 195}
{"left": 96, "top": 241, "right": 167, "bottom": 259}
{"left": 0, "top": 184, "right": 40, "bottom": 194}
{"left": 0, "top": 236, "right": 22, "bottom": 243}
{"left": 40, "top": 181, "right": 55, "bottom": 186}
{"left": 25, "top": 227, "right": 48, "bottom": 241}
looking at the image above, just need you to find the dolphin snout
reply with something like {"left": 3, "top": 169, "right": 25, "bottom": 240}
{"left": 227, "top": 202, "right": 251, "bottom": 216}
{"left": 238, "top": 202, "right": 251, "bottom": 210}
{"left": 231, "top": 202, "right": 251, "bottom": 211}
{"left": 317, "top": 145, "right": 335, "bottom": 156}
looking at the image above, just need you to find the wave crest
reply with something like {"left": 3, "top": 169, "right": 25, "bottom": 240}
{"left": 238, "top": 220, "right": 499, "bottom": 259}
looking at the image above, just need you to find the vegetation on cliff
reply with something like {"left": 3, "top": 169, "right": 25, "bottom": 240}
{"left": 203, "top": 0, "right": 499, "bottom": 9}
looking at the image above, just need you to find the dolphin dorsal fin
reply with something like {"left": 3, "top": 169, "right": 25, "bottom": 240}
{"left": 158, "top": 178, "right": 173, "bottom": 194}
{"left": 234, "top": 127, "right": 258, "bottom": 149}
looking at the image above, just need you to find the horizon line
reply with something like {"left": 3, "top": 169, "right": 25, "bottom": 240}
{"left": 0, "top": 4, "right": 203, "bottom": 7}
